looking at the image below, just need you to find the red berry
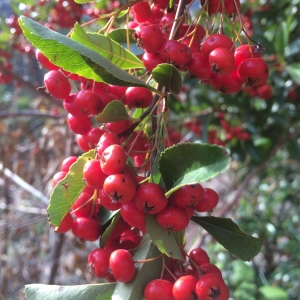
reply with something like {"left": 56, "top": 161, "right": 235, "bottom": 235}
{"left": 61, "top": 156, "right": 77, "bottom": 172}
{"left": 75, "top": 90, "right": 103, "bottom": 116}
{"left": 199, "top": 263, "right": 223, "bottom": 277}
{"left": 67, "top": 114, "right": 92, "bottom": 135}
{"left": 196, "top": 273, "right": 230, "bottom": 300}
{"left": 100, "top": 144, "right": 126, "bottom": 175}
{"left": 201, "top": 34, "right": 234, "bottom": 59}
{"left": 121, "top": 201, "right": 146, "bottom": 232}
{"left": 187, "top": 53, "right": 212, "bottom": 80}
{"left": 109, "top": 249, "right": 135, "bottom": 282}
{"left": 72, "top": 192, "right": 93, "bottom": 218}
{"left": 54, "top": 211, "right": 73, "bottom": 233}
{"left": 144, "top": 279, "right": 174, "bottom": 300}
{"left": 194, "top": 188, "right": 219, "bottom": 212}
{"left": 72, "top": 217, "right": 101, "bottom": 241}
{"left": 103, "top": 174, "right": 136, "bottom": 204}
{"left": 44, "top": 70, "right": 71, "bottom": 99}
{"left": 173, "top": 275, "right": 198, "bottom": 300}
{"left": 52, "top": 171, "right": 67, "bottom": 187}
{"left": 83, "top": 159, "right": 107, "bottom": 190}
{"left": 189, "top": 248, "right": 210, "bottom": 270}
{"left": 97, "top": 133, "right": 120, "bottom": 156}
{"left": 36, "top": 49, "right": 59, "bottom": 70}
{"left": 157, "top": 206, "right": 190, "bottom": 231}
{"left": 125, "top": 87, "right": 153, "bottom": 108}
{"left": 134, "top": 182, "right": 168, "bottom": 214}
{"left": 88, "top": 248, "right": 110, "bottom": 278}
{"left": 209, "top": 47, "right": 235, "bottom": 75}
{"left": 211, "top": 70, "right": 242, "bottom": 94}
{"left": 130, "top": 2, "right": 152, "bottom": 23}
{"left": 169, "top": 184, "right": 204, "bottom": 208}
{"left": 234, "top": 44, "right": 261, "bottom": 68}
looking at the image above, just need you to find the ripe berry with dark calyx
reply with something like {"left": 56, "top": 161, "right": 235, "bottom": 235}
{"left": 63, "top": 94, "right": 87, "bottom": 118}
{"left": 157, "top": 206, "right": 190, "bottom": 231}
{"left": 109, "top": 249, "right": 136, "bottom": 282}
{"left": 99, "top": 189, "right": 121, "bottom": 211}
{"left": 187, "top": 53, "right": 212, "bottom": 81}
{"left": 201, "top": 34, "right": 234, "bottom": 59}
{"left": 195, "top": 273, "right": 230, "bottom": 300}
{"left": 209, "top": 47, "right": 235, "bottom": 75}
{"left": 135, "top": 23, "right": 165, "bottom": 54}
{"left": 74, "top": 90, "right": 103, "bottom": 116}
{"left": 173, "top": 275, "right": 198, "bottom": 300}
{"left": 72, "top": 217, "right": 102, "bottom": 242}
{"left": 44, "top": 70, "right": 71, "bottom": 100}
{"left": 237, "top": 57, "right": 269, "bottom": 86}
{"left": 103, "top": 174, "right": 136, "bottom": 204}
{"left": 211, "top": 70, "right": 242, "bottom": 94}
{"left": 169, "top": 183, "right": 204, "bottom": 208}
{"left": 125, "top": 87, "right": 153, "bottom": 108}
{"left": 161, "top": 40, "right": 192, "bottom": 67}
{"left": 194, "top": 188, "right": 219, "bottom": 212}
{"left": 144, "top": 279, "right": 174, "bottom": 300}
{"left": 133, "top": 182, "right": 168, "bottom": 214}
{"left": 88, "top": 248, "right": 110, "bottom": 278}
{"left": 83, "top": 159, "right": 107, "bottom": 190}
{"left": 67, "top": 113, "right": 92, "bottom": 135}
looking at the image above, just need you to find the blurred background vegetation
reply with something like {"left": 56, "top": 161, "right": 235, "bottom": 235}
{"left": 0, "top": 0, "right": 299, "bottom": 299}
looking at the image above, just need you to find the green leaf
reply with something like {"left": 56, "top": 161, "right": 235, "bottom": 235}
{"left": 100, "top": 211, "right": 121, "bottom": 248}
{"left": 286, "top": 63, "right": 300, "bottom": 85}
{"left": 145, "top": 215, "right": 184, "bottom": 260}
{"left": 191, "top": 216, "right": 263, "bottom": 261}
{"left": 47, "top": 150, "right": 95, "bottom": 227}
{"left": 74, "top": 0, "right": 93, "bottom": 3}
{"left": 159, "top": 143, "right": 230, "bottom": 195}
{"left": 98, "top": 206, "right": 119, "bottom": 226}
{"left": 95, "top": 100, "right": 138, "bottom": 123}
{"left": 70, "top": 24, "right": 144, "bottom": 70}
{"left": 108, "top": 29, "right": 144, "bottom": 57}
{"left": 152, "top": 64, "right": 182, "bottom": 94}
{"left": 18, "top": 16, "right": 153, "bottom": 89}
{"left": 24, "top": 283, "right": 116, "bottom": 300}
{"left": 274, "top": 22, "right": 289, "bottom": 62}
{"left": 231, "top": 260, "right": 255, "bottom": 285}
{"left": 112, "top": 235, "right": 163, "bottom": 300}
{"left": 257, "top": 286, "right": 289, "bottom": 300}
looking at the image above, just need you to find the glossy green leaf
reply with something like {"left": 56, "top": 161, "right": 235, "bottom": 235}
{"left": 98, "top": 206, "right": 119, "bottom": 226}
{"left": 286, "top": 63, "right": 300, "bottom": 84}
{"left": 191, "top": 216, "right": 263, "bottom": 261}
{"left": 47, "top": 150, "right": 95, "bottom": 227}
{"left": 145, "top": 215, "right": 184, "bottom": 260}
{"left": 24, "top": 283, "right": 116, "bottom": 300}
{"left": 74, "top": 0, "right": 93, "bottom": 3}
{"left": 70, "top": 24, "right": 144, "bottom": 70}
{"left": 112, "top": 235, "right": 163, "bottom": 300}
{"left": 257, "top": 286, "right": 289, "bottom": 300}
{"left": 95, "top": 100, "right": 138, "bottom": 123}
{"left": 152, "top": 63, "right": 182, "bottom": 94}
{"left": 99, "top": 211, "right": 121, "bottom": 248}
{"left": 18, "top": 16, "right": 153, "bottom": 89}
{"left": 159, "top": 143, "right": 230, "bottom": 195}
{"left": 108, "top": 29, "right": 144, "bottom": 57}
{"left": 274, "top": 22, "right": 289, "bottom": 62}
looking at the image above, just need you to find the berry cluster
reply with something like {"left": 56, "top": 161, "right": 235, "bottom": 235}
{"left": 128, "top": 0, "right": 269, "bottom": 95}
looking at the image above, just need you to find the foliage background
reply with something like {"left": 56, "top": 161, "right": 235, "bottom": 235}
{"left": 0, "top": 0, "right": 299, "bottom": 299}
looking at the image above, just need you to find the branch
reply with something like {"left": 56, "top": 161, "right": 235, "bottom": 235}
{"left": 0, "top": 63, "right": 63, "bottom": 107}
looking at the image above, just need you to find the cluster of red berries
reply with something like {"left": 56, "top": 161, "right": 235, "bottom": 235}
{"left": 145, "top": 247, "right": 229, "bottom": 300}
{"left": 127, "top": 0, "right": 269, "bottom": 95}
{"left": 217, "top": 112, "right": 250, "bottom": 142}
{"left": 243, "top": 82, "right": 273, "bottom": 100}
